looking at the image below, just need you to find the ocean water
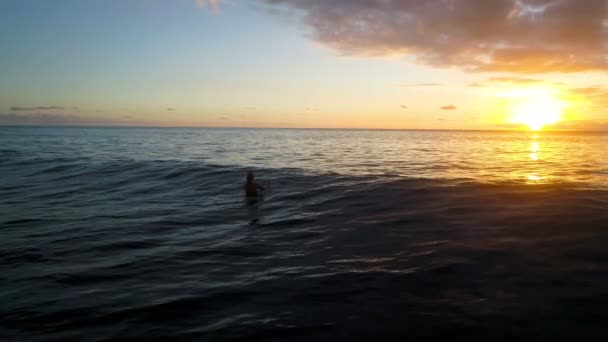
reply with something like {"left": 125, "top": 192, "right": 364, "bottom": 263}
{"left": 1, "top": 126, "right": 608, "bottom": 341}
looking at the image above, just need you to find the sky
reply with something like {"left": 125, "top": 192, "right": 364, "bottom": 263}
{"left": 0, "top": 0, "right": 606, "bottom": 130}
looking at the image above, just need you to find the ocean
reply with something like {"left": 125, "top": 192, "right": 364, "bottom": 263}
{"left": 1, "top": 126, "right": 607, "bottom": 341}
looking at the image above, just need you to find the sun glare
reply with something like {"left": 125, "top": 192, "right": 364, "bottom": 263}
{"left": 506, "top": 89, "right": 565, "bottom": 131}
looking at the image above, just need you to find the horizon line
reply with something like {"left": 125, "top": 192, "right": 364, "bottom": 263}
{"left": 0, "top": 124, "right": 606, "bottom": 133}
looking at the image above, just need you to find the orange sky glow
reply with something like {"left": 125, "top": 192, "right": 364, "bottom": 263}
{"left": 0, "top": 0, "right": 606, "bottom": 130}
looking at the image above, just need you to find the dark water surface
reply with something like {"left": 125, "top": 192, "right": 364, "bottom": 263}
{"left": 1, "top": 127, "right": 608, "bottom": 341}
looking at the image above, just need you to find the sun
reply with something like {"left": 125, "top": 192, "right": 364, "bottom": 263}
{"left": 507, "top": 89, "right": 565, "bottom": 131}
{"left": 511, "top": 95, "right": 563, "bottom": 130}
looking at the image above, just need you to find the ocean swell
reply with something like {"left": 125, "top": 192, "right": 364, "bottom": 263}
{"left": 2, "top": 155, "right": 608, "bottom": 340}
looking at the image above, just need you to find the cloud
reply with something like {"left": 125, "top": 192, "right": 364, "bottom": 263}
{"left": 495, "top": 122, "right": 527, "bottom": 129}
{"left": 167, "top": 108, "right": 177, "bottom": 111}
{"left": 261, "top": 0, "right": 608, "bottom": 73}
{"left": 10, "top": 106, "right": 65, "bottom": 111}
{"left": 486, "top": 77, "right": 545, "bottom": 84}
{"left": 551, "top": 120, "right": 608, "bottom": 131}
{"left": 471, "top": 77, "right": 565, "bottom": 87}
{"left": 218, "top": 117, "right": 230, "bottom": 120}
{"left": 569, "top": 86, "right": 607, "bottom": 96}
{"left": 405, "top": 83, "right": 442, "bottom": 87}
{"left": 0, "top": 113, "right": 104, "bottom": 126}
{"left": 0, "top": 113, "right": 143, "bottom": 126}
{"left": 567, "top": 86, "right": 608, "bottom": 108}
{"left": 440, "top": 105, "right": 458, "bottom": 110}
{"left": 400, "top": 105, "right": 408, "bottom": 109}
{"left": 197, "top": 0, "right": 222, "bottom": 11}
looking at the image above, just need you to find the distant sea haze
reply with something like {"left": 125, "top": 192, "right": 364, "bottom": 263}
{"left": 1, "top": 127, "right": 607, "bottom": 340}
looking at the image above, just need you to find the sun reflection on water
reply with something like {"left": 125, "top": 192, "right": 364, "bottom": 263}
{"left": 527, "top": 174, "right": 546, "bottom": 182}
{"left": 529, "top": 141, "right": 540, "bottom": 161}
{"left": 526, "top": 134, "right": 547, "bottom": 184}
{"left": 161, "top": 129, "right": 605, "bottom": 188}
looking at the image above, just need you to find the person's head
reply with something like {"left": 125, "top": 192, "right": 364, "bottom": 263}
{"left": 246, "top": 171, "right": 254, "bottom": 183}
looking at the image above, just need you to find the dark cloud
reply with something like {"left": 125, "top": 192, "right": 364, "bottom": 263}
{"left": 218, "top": 117, "right": 230, "bottom": 120}
{"left": 440, "top": 105, "right": 458, "bottom": 110}
{"left": 10, "top": 106, "right": 65, "bottom": 111}
{"left": 400, "top": 105, "right": 408, "bottom": 109}
{"left": 261, "top": 0, "right": 608, "bottom": 73}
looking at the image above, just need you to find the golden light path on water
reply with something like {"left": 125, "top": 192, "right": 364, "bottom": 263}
{"left": 527, "top": 134, "right": 547, "bottom": 184}
{"left": 71, "top": 128, "right": 605, "bottom": 189}
{"left": 234, "top": 129, "right": 607, "bottom": 188}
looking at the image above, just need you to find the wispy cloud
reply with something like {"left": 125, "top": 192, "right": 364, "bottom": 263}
{"left": 569, "top": 86, "right": 607, "bottom": 96}
{"left": 0, "top": 113, "right": 148, "bottom": 126}
{"left": 261, "top": 0, "right": 608, "bottom": 73}
{"left": 10, "top": 106, "right": 65, "bottom": 111}
{"left": 440, "top": 105, "right": 458, "bottom": 110}
{"left": 0, "top": 113, "right": 101, "bottom": 126}
{"left": 405, "top": 83, "right": 443, "bottom": 87}
{"left": 567, "top": 86, "right": 608, "bottom": 109}
{"left": 486, "top": 77, "right": 545, "bottom": 84}
{"left": 551, "top": 120, "right": 608, "bottom": 131}
{"left": 196, "top": 0, "right": 223, "bottom": 12}
{"left": 471, "top": 77, "right": 565, "bottom": 87}
{"left": 167, "top": 108, "right": 177, "bottom": 111}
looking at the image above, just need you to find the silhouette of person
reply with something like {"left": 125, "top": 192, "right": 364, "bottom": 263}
{"left": 245, "top": 171, "right": 266, "bottom": 199}
{"left": 245, "top": 171, "right": 266, "bottom": 225}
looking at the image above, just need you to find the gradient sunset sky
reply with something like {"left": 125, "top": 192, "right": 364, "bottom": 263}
{"left": 1, "top": 0, "right": 606, "bottom": 130}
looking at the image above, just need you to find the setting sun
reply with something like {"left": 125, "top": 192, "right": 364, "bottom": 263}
{"left": 506, "top": 89, "right": 566, "bottom": 130}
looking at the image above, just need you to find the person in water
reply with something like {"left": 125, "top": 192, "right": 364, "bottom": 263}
{"left": 245, "top": 171, "right": 266, "bottom": 199}
{"left": 245, "top": 172, "right": 266, "bottom": 225}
